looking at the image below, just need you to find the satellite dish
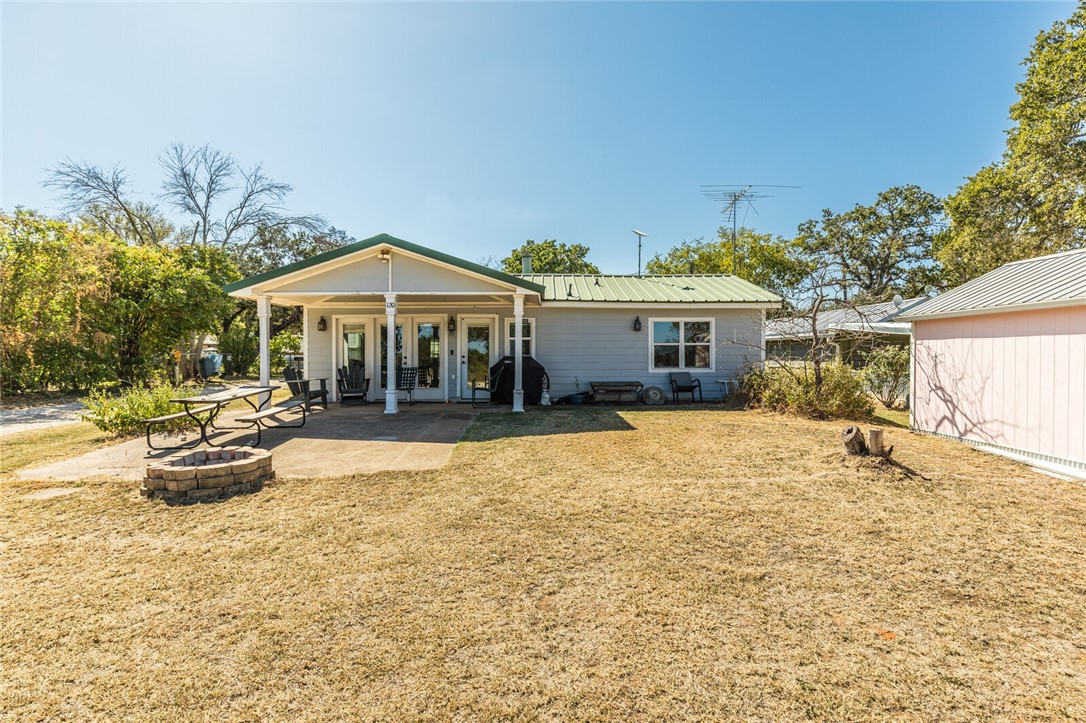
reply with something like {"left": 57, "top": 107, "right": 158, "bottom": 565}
{"left": 892, "top": 294, "right": 904, "bottom": 308}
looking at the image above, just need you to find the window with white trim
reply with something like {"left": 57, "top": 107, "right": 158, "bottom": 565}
{"left": 650, "top": 319, "right": 713, "bottom": 370}
{"left": 505, "top": 318, "right": 535, "bottom": 356}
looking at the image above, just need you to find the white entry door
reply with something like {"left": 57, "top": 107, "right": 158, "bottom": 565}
{"left": 460, "top": 317, "right": 497, "bottom": 400}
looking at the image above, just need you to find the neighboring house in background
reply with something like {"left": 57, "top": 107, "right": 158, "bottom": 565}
{"left": 900, "top": 248, "right": 1086, "bottom": 478}
{"left": 765, "top": 296, "right": 928, "bottom": 367}
{"left": 224, "top": 234, "right": 781, "bottom": 412}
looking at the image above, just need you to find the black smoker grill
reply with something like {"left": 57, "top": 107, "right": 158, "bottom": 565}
{"left": 488, "top": 356, "right": 549, "bottom": 405}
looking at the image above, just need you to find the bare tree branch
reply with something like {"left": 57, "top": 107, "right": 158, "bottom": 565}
{"left": 44, "top": 159, "right": 169, "bottom": 245}
{"left": 159, "top": 143, "right": 236, "bottom": 245}
{"left": 46, "top": 146, "right": 325, "bottom": 261}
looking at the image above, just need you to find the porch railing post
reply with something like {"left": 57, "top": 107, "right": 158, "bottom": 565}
{"left": 384, "top": 293, "right": 399, "bottom": 414}
{"left": 512, "top": 294, "right": 525, "bottom": 413}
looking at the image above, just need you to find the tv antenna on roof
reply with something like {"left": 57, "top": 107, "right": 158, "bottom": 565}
{"left": 700, "top": 184, "right": 800, "bottom": 273}
{"left": 632, "top": 229, "right": 648, "bottom": 276}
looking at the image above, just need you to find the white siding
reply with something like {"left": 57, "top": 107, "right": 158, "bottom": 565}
{"left": 533, "top": 306, "right": 762, "bottom": 399}
{"left": 300, "top": 303, "right": 765, "bottom": 402}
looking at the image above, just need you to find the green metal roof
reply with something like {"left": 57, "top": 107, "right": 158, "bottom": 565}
{"left": 223, "top": 233, "right": 545, "bottom": 294}
{"left": 516, "top": 274, "right": 781, "bottom": 304}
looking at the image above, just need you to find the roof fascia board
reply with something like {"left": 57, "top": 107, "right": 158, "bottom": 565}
{"left": 255, "top": 290, "right": 530, "bottom": 297}
{"left": 287, "top": 301, "right": 515, "bottom": 309}
{"left": 540, "top": 301, "right": 780, "bottom": 310}
{"left": 901, "top": 297, "right": 1086, "bottom": 321}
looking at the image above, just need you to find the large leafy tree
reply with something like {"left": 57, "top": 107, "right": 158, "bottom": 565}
{"left": 0, "top": 210, "right": 237, "bottom": 390}
{"left": 796, "top": 185, "right": 943, "bottom": 302}
{"left": 0, "top": 209, "right": 113, "bottom": 391}
{"left": 941, "top": 4, "right": 1086, "bottom": 285}
{"left": 44, "top": 144, "right": 345, "bottom": 379}
{"left": 645, "top": 228, "right": 813, "bottom": 297}
{"left": 102, "top": 242, "right": 236, "bottom": 384}
{"left": 501, "top": 239, "right": 599, "bottom": 274}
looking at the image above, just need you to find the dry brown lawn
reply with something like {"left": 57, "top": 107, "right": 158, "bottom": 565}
{"left": 2, "top": 408, "right": 1085, "bottom": 721}
{"left": 0, "top": 422, "right": 118, "bottom": 477}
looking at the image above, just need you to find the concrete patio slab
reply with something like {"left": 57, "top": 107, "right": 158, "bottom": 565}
{"left": 17, "top": 404, "right": 486, "bottom": 481}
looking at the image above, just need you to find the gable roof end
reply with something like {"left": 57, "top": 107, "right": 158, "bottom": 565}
{"left": 223, "top": 233, "right": 545, "bottom": 294}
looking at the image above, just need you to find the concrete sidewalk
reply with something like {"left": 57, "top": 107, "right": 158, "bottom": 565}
{"left": 1, "top": 401, "right": 85, "bottom": 437}
{"left": 18, "top": 404, "right": 486, "bottom": 481}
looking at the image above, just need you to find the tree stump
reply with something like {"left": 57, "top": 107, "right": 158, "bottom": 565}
{"left": 868, "top": 428, "right": 885, "bottom": 456}
{"left": 841, "top": 426, "right": 868, "bottom": 456}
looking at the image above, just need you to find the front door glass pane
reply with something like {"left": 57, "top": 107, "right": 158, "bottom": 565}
{"left": 417, "top": 323, "right": 440, "bottom": 389}
{"left": 380, "top": 324, "right": 403, "bottom": 388}
{"left": 342, "top": 324, "right": 365, "bottom": 375}
{"left": 467, "top": 324, "right": 491, "bottom": 392}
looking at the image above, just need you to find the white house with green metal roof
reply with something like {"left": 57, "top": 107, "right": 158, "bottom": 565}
{"left": 224, "top": 234, "right": 781, "bottom": 413}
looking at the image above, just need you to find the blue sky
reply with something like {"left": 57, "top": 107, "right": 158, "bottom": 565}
{"left": 1, "top": 2, "right": 1075, "bottom": 273}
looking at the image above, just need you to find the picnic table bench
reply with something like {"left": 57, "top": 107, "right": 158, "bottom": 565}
{"left": 235, "top": 398, "right": 307, "bottom": 445}
{"left": 142, "top": 385, "right": 278, "bottom": 450}
{"left": 143, "top": 404, "right": 219, "bottom": 451}
{"left": 590, "top": 381, "right": 644, "bottom": 404}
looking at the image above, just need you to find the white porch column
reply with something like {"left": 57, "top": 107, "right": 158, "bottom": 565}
{"left": 256, "top": 295, "right": 271, "bottom": 410}
{"left": 512, "top": 294, "right": 525, "bottom": 413}
{"left": 384, "top": 293, "right": 399, "bottom": 414}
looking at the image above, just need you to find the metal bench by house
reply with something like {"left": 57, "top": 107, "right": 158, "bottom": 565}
{"left": 590, "top": 381, "right": 644, "bottom": 404}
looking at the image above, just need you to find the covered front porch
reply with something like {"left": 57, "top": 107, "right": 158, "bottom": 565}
{"left": 225, "top": 234, "right": 544, "bottom": 413}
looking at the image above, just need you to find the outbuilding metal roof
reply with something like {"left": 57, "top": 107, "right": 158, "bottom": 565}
{"left": 515, "top": 274, "right": 781, "bottom": 304}
{"left": 766, "top": 297, "right": 926, "bottom": 339}
{"left": 900, "top": 247, "right": 1086, "bottom": 320}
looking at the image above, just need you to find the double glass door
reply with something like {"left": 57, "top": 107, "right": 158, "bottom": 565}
{"left": 378, "top": 318, "right": 444, "bottom": 401}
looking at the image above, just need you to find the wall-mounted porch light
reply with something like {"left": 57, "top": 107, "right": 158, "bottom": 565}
{"left": 633, "top": 316, "right": 642, "bottom": 332}
{"left": 448, "top": 317, "right": 457, "bottom": 334}
{"left": 377, "top": 249, "right": 391, "bottom": 263}
{"left": 317, "top": 316, "right": 328, "bottom": 332}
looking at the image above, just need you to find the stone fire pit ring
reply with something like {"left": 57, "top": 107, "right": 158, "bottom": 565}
{"left": 142, "top": 447, "right": 273, "bottom": 502}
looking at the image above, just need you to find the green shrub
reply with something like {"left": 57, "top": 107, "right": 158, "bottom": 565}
{"left": 81, "top": 383, "right": 199, "bottom": 436}
{"left": 742, "top": 362, "right": 874, "bottom": 419}
{"left": 862, "top": 345, "right": 910, "bottom": 409}
{"left": 270, "top": 332, "right": 301, "bottom": 374}
{"left": 220, "top": 322, "right": 258, "bottom": 376}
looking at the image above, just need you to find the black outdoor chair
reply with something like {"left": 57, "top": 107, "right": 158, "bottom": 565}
{"left": 336, "top": 365, "right": 369, "bottom": 405}
{"left": 669, "top": 371, "right": 703, "bottom": 403}
{"left": 283, "top": 366, "right": 329, "bottom": 410}
{"left": 397, "top": 366, "right": 419, "bottom": 405}
{"left": 471, "top": 363, "right": 504, "bottom": 408}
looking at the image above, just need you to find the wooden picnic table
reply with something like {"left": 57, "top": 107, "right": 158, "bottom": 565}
{"left": 164, "top": 385, "right": 278, "bottom": 448}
